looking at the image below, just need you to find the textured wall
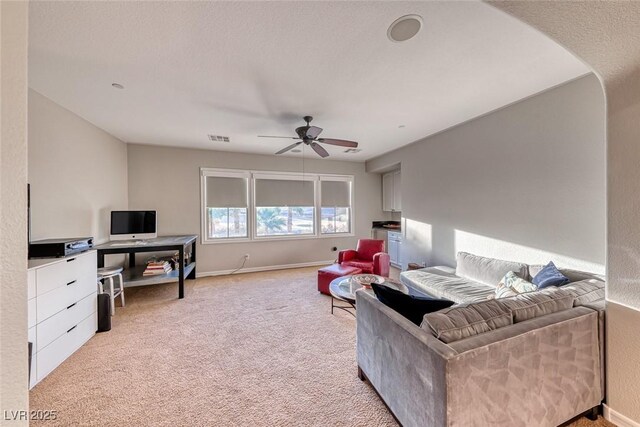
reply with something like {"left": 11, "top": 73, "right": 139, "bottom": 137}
{"left": 487, "top": 1, "right": 640, "bottom": 422}
{"left": 28, "top": 90, "right": 129, "bottom": 245}
{"left": 366, "top": 74, "right": 605, "bottom": 274}
{"left": 0, "top": 1, "right": 29, "bottom": 422}
{"left": 127, "top": 144, "right": 384, "bottom": 273}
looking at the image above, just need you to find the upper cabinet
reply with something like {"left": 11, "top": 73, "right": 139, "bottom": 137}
{"left": 382, "top": 170, "right": 401, "bottom": 212}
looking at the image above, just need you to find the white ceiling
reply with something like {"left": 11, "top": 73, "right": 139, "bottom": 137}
{"left": 28, "top": 1, "right": 590, "bottom": 162}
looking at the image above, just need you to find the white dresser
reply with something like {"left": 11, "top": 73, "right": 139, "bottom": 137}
{"left": 28, "top": 250, "right": 98, "bottom": 389}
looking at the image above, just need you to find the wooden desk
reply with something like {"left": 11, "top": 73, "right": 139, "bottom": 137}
{"left": 94, "top": 235, "right": 197, "bottom": 299}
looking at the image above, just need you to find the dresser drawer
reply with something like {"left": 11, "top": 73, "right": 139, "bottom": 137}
{"left": 36, "top": 292, "right": 96, "bottom": 352}
{"left": 36, "top": 251, "right": 96, "bottom": 296}
{"left": 28, "top": 326, "right": 37, "bottom": 389}
{"left": 28, "top": 269, "right": 36, "bottom": 300}
{"left": 36, "top": 311, "right": 96, "bottom": 382}
{"left": 36, "top": 276, "right": 96, "bottom": 323}
{"left": 28, "top": 298, "right": 36, "bottom": 329}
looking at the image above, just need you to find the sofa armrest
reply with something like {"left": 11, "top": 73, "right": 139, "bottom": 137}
{"left": 356, "top": 290, "right": 456, "bottom": 427}
{"left": 372, "top": 252, "right": 390, "bottom": 277}
{"left": 338, "top": 249, "right": 358, "bottom": 263}
{"left": 446, "top": 307, "right": 602, "bottom": 426}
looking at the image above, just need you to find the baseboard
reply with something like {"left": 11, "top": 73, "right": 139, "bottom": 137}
{"left": 604, "top": 404, "right": 640, "bottom": 427}
{"left": 196, "top": 260, "right": 334, "bottom": 277}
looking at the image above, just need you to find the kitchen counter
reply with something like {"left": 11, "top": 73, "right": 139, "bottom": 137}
{"left": 371, "top": 220, "right": 401, "bottom": 232}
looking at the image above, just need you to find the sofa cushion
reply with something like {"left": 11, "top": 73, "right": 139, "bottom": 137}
{"left": 400, "top": 268, "right": 496, "bottom": 303}
{"left": 341, "top": 260, "right": 373, "bottom": 273}
{"left": 499, "top": 287, "right": 574, "bottom": 323}
{"left": 371, "top": 283, "right": 455, "bottom": 326}
{"left": 455, "top": 252, "right": 528, "bottom": 288}
{"left": 421, "top": 299, "right": 513, "bottom": 343}
{"left": 528, "top": 264, "right": 605, "bottom": 283}
{"left": 531, "top": 262, "right": 570, "bottom": 289}
{"left": 561, "top": 279, "right": 605, "bottom": 306}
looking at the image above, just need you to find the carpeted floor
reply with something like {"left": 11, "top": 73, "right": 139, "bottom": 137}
{"left": 30, "top": 268, "right": 614, "bottom": 426}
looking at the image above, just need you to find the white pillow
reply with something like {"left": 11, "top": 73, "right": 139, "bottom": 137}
{"left": 495, "top": 271, "right": 537, "bottom": 299}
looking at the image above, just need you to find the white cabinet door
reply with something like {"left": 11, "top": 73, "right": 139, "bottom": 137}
{"left": 393, "top": 170, "right": 401, "bottom": 211}
{"left": 382, "top": 173, "right": 394, "bottom": 212}
{"left": 388, "top": 237, "right": 398, "bottom": 265}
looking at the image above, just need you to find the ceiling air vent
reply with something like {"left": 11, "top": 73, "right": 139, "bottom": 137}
{"left": 208, "top": 135, "right": 230, "bottom": 142}
{"left": 344, "top": 148, "right": 362, "bottom": 154}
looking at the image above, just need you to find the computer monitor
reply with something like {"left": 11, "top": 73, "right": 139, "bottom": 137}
{"left": 110, "top": 210, "right": 157, "bottom": 241}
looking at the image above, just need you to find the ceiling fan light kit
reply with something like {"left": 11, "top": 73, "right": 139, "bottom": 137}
{"left": 259, "top": 116, "right": 359, "bottom": 158}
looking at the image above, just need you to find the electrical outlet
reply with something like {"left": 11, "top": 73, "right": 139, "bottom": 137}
{"left": 244, "top": 253, "right": 250, "bottom": 260}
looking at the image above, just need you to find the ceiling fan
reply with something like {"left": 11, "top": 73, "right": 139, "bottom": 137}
{"left": 258, "top": 116, "right": 358, "bottom": 158}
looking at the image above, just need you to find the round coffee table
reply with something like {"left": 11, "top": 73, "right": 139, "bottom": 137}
{"left": 329, "top": 275, "right": 408, "bottom": 316}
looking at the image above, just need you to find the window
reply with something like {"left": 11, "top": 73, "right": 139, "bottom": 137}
{"left": 200, "top": 168, "right": 353, "bottom": 242}
{"left": 254, "top": 176, "right": 315, "bottom": 237}
{"left": 201, "top": 171, "right": 249, "bottom": 242}
{"left": 320, "top": 178, "right": 352, "bottom": 234}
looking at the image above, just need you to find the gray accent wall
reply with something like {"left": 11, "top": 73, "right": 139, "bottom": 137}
{"left": 366, "top": 74, "right": 605, "bottom": 274}
{"left": 127, "top": 144, "right": 384, "bottom": 273}
{"left": 28, "top": 90, "right": 129, "bottom": 244}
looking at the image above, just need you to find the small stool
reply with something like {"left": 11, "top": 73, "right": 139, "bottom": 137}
{"left": 317, "top": 263, "right": 362, "bottom": 295}
{"left": 97, "top": 266, "right": 125, "bottom": 315}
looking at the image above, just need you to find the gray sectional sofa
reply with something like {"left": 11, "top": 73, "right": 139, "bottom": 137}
{"left": 356, "top": 252, "right": 605, "bottom": 427}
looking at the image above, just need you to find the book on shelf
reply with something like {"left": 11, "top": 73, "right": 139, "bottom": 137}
{"left": 143, "top": 260, "right": 172, "bottom": 276}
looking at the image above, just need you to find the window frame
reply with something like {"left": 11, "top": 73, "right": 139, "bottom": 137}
{"left": 200, "top": 168, "right": 355, "bottom": 244}
{"left": 252, "top": 172, "right": 318, "bottom": 241}
{"left": 200, "top": 168, "right": 252, "bottom": 244}
{"left": 319, "top": 175, "right": 354, "bottom": 237}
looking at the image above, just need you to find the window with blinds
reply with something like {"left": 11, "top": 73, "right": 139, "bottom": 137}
{"left": 320, "top": 178, "right": 352, "bottom": 234}
{"left": 202, "top": 171, "right": 249, "bottom": 240}
{"left": 201, "top": 168, "right": 354, "bottom": 242}
{"left": 254, "top": 176, "right": 315, "bottom": 237}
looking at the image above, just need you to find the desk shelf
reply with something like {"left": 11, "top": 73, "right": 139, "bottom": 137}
{"left": 122, "top": 263, "right": 196, "bottom": 287}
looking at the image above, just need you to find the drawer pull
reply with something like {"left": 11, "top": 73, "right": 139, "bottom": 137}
{"left": 67, "top": 325, "right": 77, "bottom": 333}
{"left": 67, "top": 280, "right": 76, "bottom": 286}
{"left": 66, "top": 303, "right": 77, "bottom": 310}
{"left": 66, "top": 258, "right": 76, "bottom": 262}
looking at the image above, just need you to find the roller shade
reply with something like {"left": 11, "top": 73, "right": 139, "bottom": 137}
{"left": 255, "top": 179, "right": 314, "bottom": 206}
{"left": 321, "top": 180, "right": 351, "bottom": 207}
{"left": 206, "top": 176, "right": 248, "bottom": 208}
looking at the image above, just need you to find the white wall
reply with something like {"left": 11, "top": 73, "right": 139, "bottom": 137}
{"left": 127, "top": 144, "right": 384, "bottom": 273}
{"left": 486, "top": 2, "right": 640, "bottom": 422}
{"left": 366, "top": 74, "right": 605, "bottom": 274}
{"left": 28, "top": 90, "right": 129, "bottom": 244}
{"left": 0, "top": 1, "right": 29, "bottom": 421}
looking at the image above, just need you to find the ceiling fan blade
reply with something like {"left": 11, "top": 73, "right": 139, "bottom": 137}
{"left": 317, "top": 138, "right": 358, "bottom": 148}
{"left": 310, "top": 142, "right": 330, "bottom": 158}
{"left": 275, "top": 141, "right": 303, "bottom": 155}
{"left": 306, "top": 126, "right": 323, "bottom": 139}
{"left": 258, "top": 135, "right": 298, "bottom": 139}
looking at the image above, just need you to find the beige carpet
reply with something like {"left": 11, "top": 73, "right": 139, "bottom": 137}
{"left": 30, "top": 267, "right": 613, "bottom": 426}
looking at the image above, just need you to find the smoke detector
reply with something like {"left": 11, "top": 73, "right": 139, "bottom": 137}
{"left": 208, "top": 135, "right": 230, "bottom": 142}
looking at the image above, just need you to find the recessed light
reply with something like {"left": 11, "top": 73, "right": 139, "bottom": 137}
{"left": 111, "top": 83, "right": 124, "bottom": 89}
{"left": 388, "top": 15, "right": 423, "bottom": 43}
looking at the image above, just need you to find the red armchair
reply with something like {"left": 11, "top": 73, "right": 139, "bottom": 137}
{"left": 338, "top": 239, "right": 390, "bottom": 277}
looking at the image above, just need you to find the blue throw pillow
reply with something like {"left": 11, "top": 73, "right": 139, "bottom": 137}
{"left": 532, "top": 261, "right": 569, "bottom": 289}
{"left": 371, "top": 283, "right": 455, "bottom": 325}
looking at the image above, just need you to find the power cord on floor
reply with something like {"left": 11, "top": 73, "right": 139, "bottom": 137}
{"left": 230, "top": 255, "right": 248, "bottom": 275}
